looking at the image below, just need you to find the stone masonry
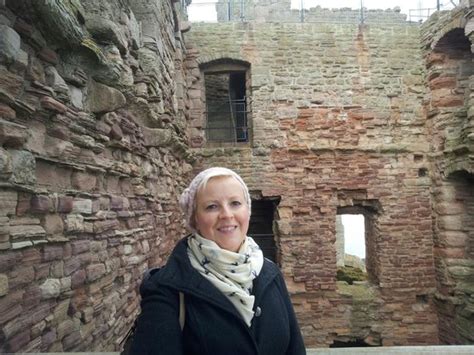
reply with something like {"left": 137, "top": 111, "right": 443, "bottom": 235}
{"left": 0, "top": 0, "right": 472, "bottom": 352}
{"left": 0, "top": 0, "right": 193, "bottom": 352}
{"left": 185, "top": 0, "right": 473, "bottom": 348}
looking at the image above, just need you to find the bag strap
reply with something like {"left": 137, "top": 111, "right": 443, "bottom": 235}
{"left": 179, "top": 291, "right": 185, "bottom": 330}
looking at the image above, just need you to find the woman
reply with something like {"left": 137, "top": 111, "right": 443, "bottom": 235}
{"left": 130, "top": 167, "right": 305, "bottom": 354}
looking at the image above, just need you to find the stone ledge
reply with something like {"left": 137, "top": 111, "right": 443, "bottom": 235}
{"left": 307, "top": 346, "right": 474, "bottom": 354}
{"left": 7, "top": 347, "right": 474, "bottom": 355}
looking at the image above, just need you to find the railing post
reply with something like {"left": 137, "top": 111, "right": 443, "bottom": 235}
{"left": 360, "top": 0, "right": 365, "bottom": 24}
{"left": 227, "top": 0, "right": 231, "bottom": 21}
{"left": 241, "top": 0, "right": 245, "bottom": 22}
{"left": 300, "top": 0, "right": 304, "bottom": 22}
{"left": 437, "top": 0, "right": 440, "bottom": 11}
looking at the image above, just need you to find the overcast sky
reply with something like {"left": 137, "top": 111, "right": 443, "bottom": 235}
{"left": 188, "top": 0, "right": 457, "bottom": 22}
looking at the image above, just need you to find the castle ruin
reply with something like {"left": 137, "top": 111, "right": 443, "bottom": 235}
{"left": 0, "top": 0, "right": 472, "bottom": 352}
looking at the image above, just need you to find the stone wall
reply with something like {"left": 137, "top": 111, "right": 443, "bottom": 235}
{"left": 0, "top": 0, "right": 192, "bottom": 352}
{"left": 215, "top": 0, "right": 407, "bottom": 24}
{"left": 421, "top": 6, "right": 474, "bottom": 344}
{"left": 185, "top": 16, "right": 440, "bottom": 346}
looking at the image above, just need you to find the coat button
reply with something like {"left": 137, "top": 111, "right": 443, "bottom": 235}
{"left": 255, "top": 306, "right": 262, "bottom": 317}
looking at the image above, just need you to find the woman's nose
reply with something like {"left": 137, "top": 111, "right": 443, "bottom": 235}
{"left": 219, "top": 205, "right": 233, "bottom": 218}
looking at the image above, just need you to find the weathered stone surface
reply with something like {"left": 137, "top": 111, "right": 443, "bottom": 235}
{"left": 86, "top": 263, "right": 106, "bottom": 282}
{"left": 43, "top": 214, "right": 64, "bottom": 236}
{"left": 0, "top": 119, "right": 26, "bottom": 148}
{"left": 71, "top": 171, "right": 96, "bottom": 192}
{"left": 142, "top": 127, "right": 172, "bottom": 147}
{"left": 40, "top": 96, "right": 68, "bottom": 113}
{"left": 0, "top": 103, "right": 16, "bottom": 120}
{"left": 57, "top": 196, "right": 73, "bottom": 213}
{"left": 44, "top": 66, "right": 69, "bottom": 96}
{"left": 0, "top": 273, "right": 8, "bottom": 296}
{"left": 86, "top": 80, "right": 126, "bottom": 113}
{"left": 39, "top": 278, "right": 60, "bottom": 299}
{"left": 9, "top": 150, "right": 35, "bottom": 185}
{"left": 65, "top": 214, "right": 84, "bottom": 233}
{"left": 85, "top": 17, "right": 128, "bottom": 54}
{"left": 30, "top": 195, "right": 53, "bottom": 214}
{"left": 0, "top": 25, "right": 20, "bottom": 65}
{"left": 9, "top": 224, "right": 46, "bottom": 240}
{"left": 71, "top": 199, "right": 92, "bottom": 215}
{"left": 0, "top": 147, "right": 13, "bottom": 179}
{"left": 68, "top": 84, "right": 83, "bottom": 109}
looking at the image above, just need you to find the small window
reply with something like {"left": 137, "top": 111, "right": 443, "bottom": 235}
{"left": 336, "top": 214, "right": 367, "bottom": 284}
{"left": 248, "top": 199, "right": 279, "bottom": 262}
{"left": 336, "top": 206, "right": 379, "bottom": 285}
{"left": 201, "top": 59, "right": 251, "bottom": 144}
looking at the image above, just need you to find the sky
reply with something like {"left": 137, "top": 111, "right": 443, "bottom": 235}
{"left": 341, "top": 214, "right": 365, "bottom": 259}
{"left": 188, "top": 0, "right": 457, "bottom": 22}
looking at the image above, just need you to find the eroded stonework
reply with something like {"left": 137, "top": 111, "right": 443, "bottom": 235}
{"left": 0, "top": 0, "right": 192, "bottom": 352}
{"left": 0, "top": 0, "right": 473, "bottom": 352}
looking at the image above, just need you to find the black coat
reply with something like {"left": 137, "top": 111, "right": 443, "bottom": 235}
{"left": 130, "top": 237, "right": 306, "bottom": 355}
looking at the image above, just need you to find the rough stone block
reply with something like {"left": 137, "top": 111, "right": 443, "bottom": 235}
{"left": 0, "top": 119, "right": 26, "bottom": 148}
{"left": 9, "top": 150, "right": 36, "bottom": 185}
{"left": 0, "top": 189, "right": 17, "bottom": 216}
{"left": 0, "top": 25, "right": 20, "bottom": 65}
{"left": 0, "top": 146, "right": 13, "bottom": 179}
{"left": 40, "top": 96, "right": 67, "bottom": 113}
{"left": 8, "top": 265, "right": 34, "bottom": 288}
{"left": 57, "top": 196, "right": 73, "bottom": 213}
{"left": 0, "top": 273, "right": 8, "bottom": 296}
{"left": 86, "top": 80, "right": 126, "bottom": 113}
{"left": 93, "top": 219, "right": 119, "bottom": 234}
{"left": 86, "top": 263, "right": 106, "bottom": 282}
{"left": 9, "top": 224, "right": 46, "bottom": 240}
{"left": 42, "top": 245, "right": 64, "bottom": 261}
{"left": 0, "top": 290, "right": 23, "bottom": 324}
{"left": 30, "top": 195, "right": 53, "bottom": 214}
{"left": 71, "top": 240, "right": 90, "bottom": 255}
{"left": 72, "top": 199, "right": 92, "bottom": 214}
{"left": 71, "top": 269, "right": 86, "bottom": 289}
{"left": 38, "top": 47, "right": 59, "bottom": 65}
{"left": 39, "top": 278, "right": 60, "bottom": 299}
{"left": 0, "top": 103, "right": 16, "bottom": 120}
{"left": 43, "top": 214, "right": 64, "bottom": 236}
{"left": 7, "top": 328, "right": 30, "bottom": 353}
{"left": 65, "top": 214, "right": 84, "bottom": 233}
{"left": 71, "top": 171, "right": 97, "bottom": 191}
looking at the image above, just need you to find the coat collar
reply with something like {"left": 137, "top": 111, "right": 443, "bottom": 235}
{"left": 152, "top": 236, "right": 280, "bottom": 322}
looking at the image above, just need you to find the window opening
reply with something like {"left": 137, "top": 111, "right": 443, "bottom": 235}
{"left": 248, "top": 199, "right": 278, "bottom": 262}
{"left": 204, "top": 71, "right": 248, "bottom": 143}
{"left": 336, "top": 211, "right": 371, "bottom": 285}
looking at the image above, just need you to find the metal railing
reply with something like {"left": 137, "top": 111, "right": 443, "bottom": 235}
{"left": 186, "top": 0, "right": 461, "bottom": 24}
{"left": 205, "top": 98, "right": 249, "bottom": 143}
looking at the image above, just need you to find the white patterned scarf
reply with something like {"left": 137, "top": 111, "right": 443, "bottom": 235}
{"left": 187, "top": 233, "right": 264, "bottom": 327}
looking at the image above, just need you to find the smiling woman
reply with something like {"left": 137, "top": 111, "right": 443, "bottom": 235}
{"left": 129, "top": 167, "right": 306, "bottom": 355}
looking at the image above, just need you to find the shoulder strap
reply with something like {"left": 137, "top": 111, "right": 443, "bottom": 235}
{"left": 179, "top": 292, "right": 185, "bottom": 330}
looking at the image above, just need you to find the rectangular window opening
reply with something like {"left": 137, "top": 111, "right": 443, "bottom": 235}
{"left": 336, "top": 212, "right": 370, "bottom": 285}
{"left": 248, "top": 198, "right": 279, "bottom": 263}
{"left": 204, "top": 71, "right": 249, "bottom": 143}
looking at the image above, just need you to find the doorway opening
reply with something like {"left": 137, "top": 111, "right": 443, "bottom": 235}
{"left": 248, "top": 198, "right": 280, "bottom": 263}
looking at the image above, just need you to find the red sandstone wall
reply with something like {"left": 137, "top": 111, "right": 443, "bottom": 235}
{"left": 0, "top": 0, "right": 192, "bottom": 352}
{"left": 185, "top": 16, "right": 441, "bottom": 346}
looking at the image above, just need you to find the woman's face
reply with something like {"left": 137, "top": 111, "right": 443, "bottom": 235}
{"left": 194, "top": 176, "right": 250, "bottom": 252}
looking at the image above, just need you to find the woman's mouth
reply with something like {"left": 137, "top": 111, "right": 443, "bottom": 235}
{"left": 217, "top": 225, "right": 237, "bottom": 233}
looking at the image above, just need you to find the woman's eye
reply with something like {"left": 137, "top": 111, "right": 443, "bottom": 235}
{"left": 205, "top": 204, "right": 218, "bottom": 210}
{"left": 231, "top": 201, "right": 242, "bottom": 207}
